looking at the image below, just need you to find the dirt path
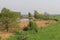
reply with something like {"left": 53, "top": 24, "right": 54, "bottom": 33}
{"left": 0, "top": 31, "right": 13, "bottom": 40}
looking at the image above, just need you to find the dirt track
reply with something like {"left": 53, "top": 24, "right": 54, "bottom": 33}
{"left": 0, "top": 31, "right": 13, "bottom": 40}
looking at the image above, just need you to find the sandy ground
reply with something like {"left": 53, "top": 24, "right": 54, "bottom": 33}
{"left": 36, "top": 20, "right": 56, "bottom": 27}
{"left": 18, "top": 21, "right": 29, "bottom": 29}
{"left": 36, "top": 20, "right": 49, "bottom": 27}
{"left": 0, "top": 31, "right": 13, "bottom": 40}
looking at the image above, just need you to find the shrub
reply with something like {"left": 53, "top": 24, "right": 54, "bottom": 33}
{"left": 7, "top": 31, "right": 29, "bottom": 40}
{"left": 53, "top": 19, "right": 58, "bottom": 21}
{"left": 23, "top": 21, "right": 38, "bottom": 32}
{"left": 31, "top": 22, "right": 38, "bottom": 32}
{"left": 23, "top": 27, "right": 29, "bottom": 31}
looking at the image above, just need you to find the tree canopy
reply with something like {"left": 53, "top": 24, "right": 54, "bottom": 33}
{"left": 0, "top": 8, "right": 21, "bottom": 32}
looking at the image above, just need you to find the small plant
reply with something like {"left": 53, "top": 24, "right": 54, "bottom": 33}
{"left": 23, "top": 27, "right": 29, "bottom": 31}
{"left": 31, "top": 22, "right": 38, "bottom": 32}
{"left": 23, "top": 21, "right": 38, "bottom": 32}
{"left": 53, "top": 19, "right": 58, "bottom": 21}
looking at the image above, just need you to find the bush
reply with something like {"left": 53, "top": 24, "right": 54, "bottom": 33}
{"left": 23, "top": 27, "right": 29, "bottom": 31}
{"left": 31, "top": 22, "right": 38, "bottom": 32}
{"left": 7, "top": 32, "right": 29, "bottom": 40}
{"left": 53, "top": 19, "right": 58, "bottom": 21}
{"left": 23, "top": 21, "right": 38, "bottom": 32}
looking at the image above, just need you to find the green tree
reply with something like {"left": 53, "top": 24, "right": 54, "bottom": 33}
{"left": 28, "top": 12, "right": 32, "bottom": 20}
{"left": 23, "top": 20, "right": 38, "bottom": 32}
{"left": 0, "top": 8, "right": 21, "bottom": 32}
{"left": 34, "top": 10, "right": 40, "bottom": 19}
{"left": 34, "top": 10, "right": 50, "bottom": 20}
{"left": 28, "top": 12, "right": 32, "bottom": 17}
{"left": 29, "top": 21, "right": 38, "bottom": 32}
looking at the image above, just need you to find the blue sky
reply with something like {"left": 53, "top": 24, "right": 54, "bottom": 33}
{"left": 0, "top": 0, "right": 60, "bottom": 15}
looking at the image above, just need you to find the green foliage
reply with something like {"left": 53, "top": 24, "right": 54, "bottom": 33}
{"left": 6, "top": 13, "right": 60, "bottom": 40}
{"left": 34, "top": 10, "right": 51, "bottom": 20}
{"left": 23, "top": 21, "right": 38, "bottom": 32}
{"left": 30, "top": 21, "right": 38, "bottom": 32}
{"left": 28, "top": 12, "right": 32, "bottom": 20}
{"left": 38, "top": 15, "right": 50, "bottom": 20}
{"left": 0, "top": 8, "right": 21, "bottom": 32}
{"left": 34, "top": 10, "right": 39, "bottom": 19}
{"left": 28, "top": 12, "right": 32, "bottom": 17}
{"left": 1, "top": 8, "right": 60, "bottom": 40}
{"left": 6, "top": 31, "right": 29, "bottom": 40}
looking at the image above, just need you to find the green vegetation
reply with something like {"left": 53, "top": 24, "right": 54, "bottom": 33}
{"left": 0, "top": 8, "right": 60, "bottom": 40}
{"left": 0, "top": 8, "right": 21, "bottom": 32}
{"left": 28, "top": 12, "right": 32, "bottom": 20}
{"left": 34, "top": 10, "right": 40, "bottom": 19}
{"left": 6, "top": 31, "right": 29, "bottom": 40}
{"left": 28, "top": 12, "right": 32, "bottom": 18}
{"left": 7, "top": 19, "right": 60, "bottom": 40}
{"left": 23, "top": 21, "right": 38, "bottom": 32}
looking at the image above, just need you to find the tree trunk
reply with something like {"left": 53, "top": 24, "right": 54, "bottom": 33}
{"left": 5, "top": 21, "right": 8, "bottom": 32}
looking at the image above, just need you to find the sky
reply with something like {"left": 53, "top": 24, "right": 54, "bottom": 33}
{"left": 0, "top": 0, "right": 60, "bottom": 15}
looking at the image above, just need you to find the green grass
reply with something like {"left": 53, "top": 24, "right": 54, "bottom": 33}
{"left": 26, "top": 23, "right": 60, "bottom": 40}
{"left": 6, "top": 16, "right": 60, "bottom": 40}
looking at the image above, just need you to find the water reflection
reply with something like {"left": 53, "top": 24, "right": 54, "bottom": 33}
{"left": 20, "top": 18, "right": 29, "bottom": 22}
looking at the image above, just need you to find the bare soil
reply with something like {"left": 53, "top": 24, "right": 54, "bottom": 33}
{"left": 18, "top": 21, "right": 29, "bottom": 29}
{"left": 36, "top": 20, "right": 56, "bottom": 27}
{"left": 0, "top": 31, "right": 13, "bottom": 40}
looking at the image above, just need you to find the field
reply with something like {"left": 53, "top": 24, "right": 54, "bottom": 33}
{"left": 4, "top": 16, "right": 60, "bottom": 40}
{"left": 0, "top": 10, "right": 60, "bottom": 40}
